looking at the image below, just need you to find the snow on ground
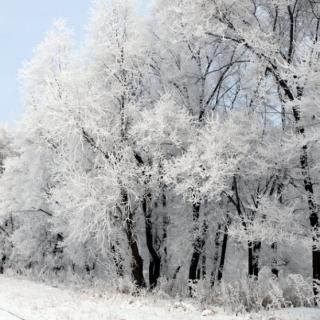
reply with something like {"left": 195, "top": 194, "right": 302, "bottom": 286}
{"left": 0, "top": 276, "right": 319, "bottom": 320}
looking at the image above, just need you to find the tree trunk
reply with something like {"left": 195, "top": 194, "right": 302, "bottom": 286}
{"left": 110, "top": 242, "right": 124, "bottom": 277}
{"left": 303, "top": 145, "right": 320, "bottom": 296}
{"left": 270, "top": 178, "right": 283, "bottom": 278}
{"left": 143, "top": 192, "right": 161, "bottom": 289}
{"left": 122, "top": 189, "right": 145, "bottom": 288}
{"left": 217, "top": 223, "right": 229, "bottom": 282}
{"left": 210, "top": 224, "right": 222, "bottom": 287}
{"left": 125, "top": 219, "right": 145, "bottom": 288}
{"left": 201, "top": 251, "right": 206, "bottom": 279}
{"left": 188, "top": 202, "right": 208, "bottom": 282}
{"left": 52, "top": 233, "right": 64, "bottom": 272}
{"left": 271, "top": 242, "right": 279, "bottom": 278}
{"left": 211, "top": 216, "right": 231, "bottom": 286}
{"left": 188, "top": 203, "right": 208, "bottom": 296}
{"left": 162, "top": 191, "right": 169, "bottom": 277}
{"left": 230, "top": 176, "right": 262, "bottom": 279}
{"left": 248, "top": 241, "right": 261, "bottom": 279}
{"left": 0, "top": 255, "right": 6, "bottom": 274}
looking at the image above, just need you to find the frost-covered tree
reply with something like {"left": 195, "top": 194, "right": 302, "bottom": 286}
{"left": 0, "top": 0, "right": 320, "bottom": 307}
{"left": 0, "top": 20, "right": 75, "bottom": 273}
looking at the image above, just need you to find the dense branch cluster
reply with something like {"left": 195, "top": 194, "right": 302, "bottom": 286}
{"left": 0, "top": 0, "right": 320, "bottom": 309}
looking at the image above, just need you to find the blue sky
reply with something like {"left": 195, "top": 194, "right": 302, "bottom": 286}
{"left": 0, "top": 0, "right": 150, "bottom": 126}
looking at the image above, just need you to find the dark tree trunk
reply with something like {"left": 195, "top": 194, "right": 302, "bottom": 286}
{"left": 188, "top": 202, "right": 208, "bottom": 282}
{"left": 0, "top": 255, "right": 6, "bottom": 274}
{"left": 125, "top": 219, "right": 146, "bottom": 288}
{"left": 270, "top": 178, "right": 283, "bottom": 278}
{"left": 143, "top": 192, "right": 161, "bottom": 289}
{"left": 211, "top": 215, "right": 231, "bottom": 287}
{"left": 188, "top": 202, "right": 208, "bottom": 296}
{"left": 312, "top": 248, "right": 320, "bottom": 297}
{"left": 189, "top": 202, "right": 201, "bottom": 282}
{"left": 217, "top": 223, "right": 229, "bottom": 282}
{"left": 304, "top": 153, "right": 320, "bottom": 296}
{"left": 210, "top": 224, "right": 222, "bottom": 287}
{"left": 248, "top": 241, "right": 261, "bottom": 279}
{"left": 52, "top": 233, "right": 64, "bottom": 255}
{"left": 299, "top": 143, "right": 320, "bottom": 295}
{"left": 162, "top": 192, "right": 169, "bottom": 277}
{"left": 271, "top": 242, "right": 279, "bottom": 278}
{"left": 111, "top": 242, "right": 124, "bottom": 277}
{"left": 230, "top": 176, "right": 262, "bottom": 279}
{"left": 52, "top": 233, "right": 64, "bottom": 272}
{"left": 201, "top": 251, "right": 206, "bottom": 279}
{"left": 122, "top": 189, "right": 145, "bottom": 288}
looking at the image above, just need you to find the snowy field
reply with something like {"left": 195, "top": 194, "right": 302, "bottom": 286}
{"left": 0, "top": 276, "right": 318, "bottom": 320}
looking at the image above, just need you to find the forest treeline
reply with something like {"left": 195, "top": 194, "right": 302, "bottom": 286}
{"left": 0, "top": 0, "right": 320, "bottom": 310}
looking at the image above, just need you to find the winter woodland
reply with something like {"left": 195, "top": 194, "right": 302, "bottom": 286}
{"left": 0, "top": 0, "right": 320, "bottom": 313}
